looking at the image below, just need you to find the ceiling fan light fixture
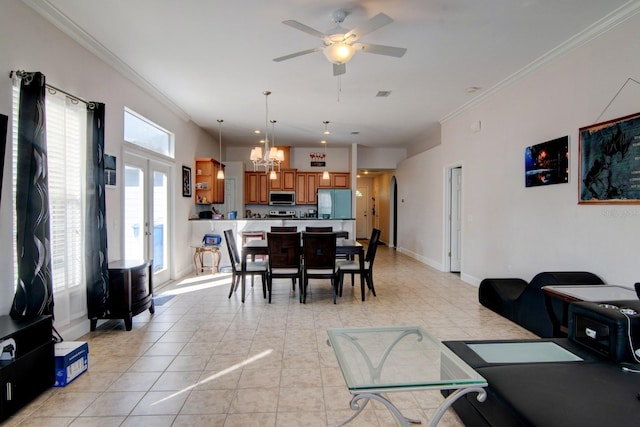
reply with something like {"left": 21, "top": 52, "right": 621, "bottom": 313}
{"left": 323, "top": 43, "right": 355, "bottom": 64}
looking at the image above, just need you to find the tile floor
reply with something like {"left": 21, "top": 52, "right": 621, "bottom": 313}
{"left": 4, "top": 245, "right": 535, "bottom": 427}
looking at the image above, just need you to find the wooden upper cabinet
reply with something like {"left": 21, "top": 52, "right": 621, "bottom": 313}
{"left": 268, "top": 169, "right": 296, "bottom": 191}
{"left": 332, "top": 172, "right": 350, "bottom": 188}
{"left": 245, "top": 171, "right": 269, "bottom": 204}
{"left": 195, "top": 158, "right": 225, "bottom": 204}
{"left": 316, "top": 172, "right": 350, "bottom": 189}
{"left": 317, "top": 172, "right": 332, "bottom": 188}
{"left": 282, "top": 169, "right": 296, "bottom": 190}
{"left": 295, "top": 172, "right": 318, "bottom": 204}
{"left": 306, "top": 172, "right": 318, "bottom": 205}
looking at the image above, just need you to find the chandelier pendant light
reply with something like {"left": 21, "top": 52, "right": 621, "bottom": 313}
{"left": 250, "top": 90, "right": 284, "bottom": 179}
{"left": 216, "top": 119, "right": 224, "bottom": 179}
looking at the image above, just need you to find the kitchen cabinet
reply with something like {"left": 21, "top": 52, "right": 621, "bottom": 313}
{"left": 269, "top": 169, "right": 296, "bottom": 191}
{"left": 331, "top": 172, "right": 350, "bottom": 188}
{"left": 296, "top": 172, "right": 318, "bottom": 205}
{"left": 0, "top": 315, "right": 54, "bottom": 422}
{"left": 245, "top": 171, "right": 269, "bottom": 204}
{"left": 195, "top": 158, "right": 225, "bottom": 204}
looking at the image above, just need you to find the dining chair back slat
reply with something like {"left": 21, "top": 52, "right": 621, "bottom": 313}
{"left": 302, "top": 232, "right": 338, "bottom": 304}
{"left": 271, "top": 226, "right": 297, "bottom": 232}
{"left": 224, "top": 229, "right": 268, "bottom": 303}
{"left": 305, "top": 226, "right": 333, "bottom": 232}
{"left": 266, "top": 232, "right": 302, "bottom": 303}
{"left": 337, "top": 228, "right": 381, "bottom": 301}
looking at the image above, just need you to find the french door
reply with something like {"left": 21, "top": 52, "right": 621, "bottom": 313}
{"left": 123, "top": 153, "right": 172, "bottom": 286}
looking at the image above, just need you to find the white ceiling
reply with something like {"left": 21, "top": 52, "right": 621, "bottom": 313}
{"left": 25, "top": 0, "right": 636, "bottom": 149}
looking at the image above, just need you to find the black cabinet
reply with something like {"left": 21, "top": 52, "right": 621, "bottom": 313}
{"left": 0, "top": 315, "right": 54, "bottom": 422}
{"left": 90, "top": 260, "right": 154, "bottom": 331}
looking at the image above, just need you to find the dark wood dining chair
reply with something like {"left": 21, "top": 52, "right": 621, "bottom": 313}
{"left": 271, "top": 226, "right": 297, "bottom": 232}
{"left": 337, "top": 228, "right": 381, "bottom": 301}
{"left": 266, "top": 232, "right": 302, "bottom": 303}
{"left": 223, "top": 229, "right": 268, "bottom": 302}
{"left": 305, "top": 226, "right": 333, "bottom": 232}
{"left": 302, "top": 232, "right": 338, "bottom": 304}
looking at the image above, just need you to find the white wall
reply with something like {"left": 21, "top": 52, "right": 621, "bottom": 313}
{"left": 357, "top": 146, "right": 407, "bottom": 170}
{"left": 0, "top": 0, "right": 217, "bottom": 318}
{"left": 396, "top": 12, "right": 640, "bottom": 287}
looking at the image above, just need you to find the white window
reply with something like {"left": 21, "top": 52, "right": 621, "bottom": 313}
{"left": 124, "top": 108, "right": 174, "bottom": 158}
{"left": 12, "top": 83, "right": 87, "bottom": 327}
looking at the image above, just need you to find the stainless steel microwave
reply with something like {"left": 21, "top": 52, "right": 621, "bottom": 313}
{"left": 269, "top": 191, "right": 296, "bottom": 206}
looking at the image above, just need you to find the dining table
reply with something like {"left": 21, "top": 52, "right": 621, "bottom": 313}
{"left": 241, "top": 237, "right": 366, "bottom": 302}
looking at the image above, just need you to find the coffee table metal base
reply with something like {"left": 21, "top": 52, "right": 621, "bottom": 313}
{"left": 336, "top": 387, "right": 486, "bottom": 427}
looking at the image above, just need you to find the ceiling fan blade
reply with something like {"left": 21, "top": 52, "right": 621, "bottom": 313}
{"left": 354, "top": 43, "right": 407, "bottom": 58}
{"left": 273, "top": 48, "right": 320, "bottom": 62}
{"left": 344, "top": 13, "right": 393, "bottom": 43}
{"left": 333, "top": 63, "right": 346, "bottom": 76}
{"left": 282, "top": 20, "right": 327, "bottom": 39}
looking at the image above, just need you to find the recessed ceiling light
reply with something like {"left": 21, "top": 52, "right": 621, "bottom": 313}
{"left": 466, "top": 86, "right": 481, "bottom": 93}
{"left": 254, "top": 129, "right": 261, "bottom": 134}
{"left": 321, "top": 140, "right": 327, "bottom": 144}
{"left": 376, "top": 91, "right": 391, "bottom": 97}
{"left": 351, "top": 131, "right": 360, "bottom": 135}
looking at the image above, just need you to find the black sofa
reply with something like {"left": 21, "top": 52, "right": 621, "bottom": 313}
{"left": 478, "top": 271, "right": 604, "bottom": 337}
{"left": 443, "top": 336, "right": 640, "bottom": 427}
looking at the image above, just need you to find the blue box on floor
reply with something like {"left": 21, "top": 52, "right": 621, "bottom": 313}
{"left": 54, "top": 341, "right": 88, "bottom": 386}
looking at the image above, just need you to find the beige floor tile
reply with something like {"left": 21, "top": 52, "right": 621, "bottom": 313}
{"left": 36, "top": 392, "right": 101, "bottom": 417}
{"left": 223, "top": 412, "right": 276, "bottom": 427}
{"left": 68, "top": 416, "right": 125, "bottom": 426}
{"left": 180, "top": 389, "right": 235, "bottom": 414}
{"left": 130, "top": 390, "right": 191, "bottom": 416}
{"left": 119, "top": 415, "right": 176, "bottom": 426}
{"left": 229, "top": 387, "right": 278, "bottom": 413}
{"left": 172, "top": 414, "right": 227, "bottom": 426}
{"left": 106, "top": 371, "right": 162, "bottom": 392}
{"left": 277, "top": 387, "right": 325, "bottom": 413}
{"left": 128, "top": 355, "right": 175, "bottom": 372}
{"left": 275, "top": 411, "right": 327, "bottom": 427}
{"left": 80, "top": 391, "right": 145, "bottom": 416}
{"left": 151, "top": 371, "right": 201, "bottom": 392}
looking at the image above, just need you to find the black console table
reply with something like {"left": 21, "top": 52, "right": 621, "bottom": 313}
{"left": 90, "top": 260, "right": 154, "bottom": 331}
{"left": 0, "top": 315, "right": 54, "bottom": 421}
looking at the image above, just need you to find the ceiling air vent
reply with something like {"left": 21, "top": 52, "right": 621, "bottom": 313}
{"left": 376, "top": 91, "right": 391, "bottom": 97}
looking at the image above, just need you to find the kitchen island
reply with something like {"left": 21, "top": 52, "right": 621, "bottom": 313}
{"left": 190, "top": 218, "right": 356, "bottom": 271}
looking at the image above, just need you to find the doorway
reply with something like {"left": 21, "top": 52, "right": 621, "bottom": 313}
{"left": 446, "top": 166, "right": 462, "bottom": 273}
{"left": 356, "top": 187, "right": 369, "bottom": 239}
{"left": 123, "top": 153, "right": 172, "bottom": 286}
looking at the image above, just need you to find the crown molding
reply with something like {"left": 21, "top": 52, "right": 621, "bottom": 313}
{"left": 441, "top": 0, "right": 640, "bottom": 124}
{"left": 21, "top": 0, "right": 191, "bottom": 122}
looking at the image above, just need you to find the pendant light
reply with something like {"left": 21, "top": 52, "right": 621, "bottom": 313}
{"left": 216, "top": 119, "right": 224, "bottom": 180}
{"left": 322, "top": 121, "right": 330, "bottom": 180}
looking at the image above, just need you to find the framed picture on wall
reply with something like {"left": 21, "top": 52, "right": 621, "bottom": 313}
{"left": 525, "top": 136, "right": 569, "bottom": 187}
{"left": 182, "top": 166, "right": 192, "bottom": 197}
{"left": 579, "top": 112, "right": 640, "bottom": 204}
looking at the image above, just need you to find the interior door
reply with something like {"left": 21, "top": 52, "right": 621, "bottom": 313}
{"left": 450, "top": 167, "right": 462, "bottom": 272}
{"left": 123, "top": 153, "right": 172, "bottom": 286}
{"left": 356, "top": 187, "right": 369, "bottom": 239}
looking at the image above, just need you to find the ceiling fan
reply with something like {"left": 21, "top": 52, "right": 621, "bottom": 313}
{"left": 273, "top": 9, "right": 407, "bottom": 76}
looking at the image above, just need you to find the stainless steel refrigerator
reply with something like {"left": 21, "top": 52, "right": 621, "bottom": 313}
{"left": 317, "top": 189, "right": 352, "bottom": 219}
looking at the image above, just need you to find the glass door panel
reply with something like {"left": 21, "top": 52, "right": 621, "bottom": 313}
{"left": 124, "top": 154, "right": 172, "bottom": 286}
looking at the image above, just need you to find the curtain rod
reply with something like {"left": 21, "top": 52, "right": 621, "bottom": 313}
{"left": 9, "top": 70, "right": 92, "bottom": 107}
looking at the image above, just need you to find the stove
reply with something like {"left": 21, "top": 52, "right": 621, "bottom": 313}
{"left": 268, "top": 210, "right": 296, "bottom": 218}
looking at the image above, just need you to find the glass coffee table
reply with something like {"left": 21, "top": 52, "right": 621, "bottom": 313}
{"left": 327, "top": 326, "right": 487, "bottom": 427}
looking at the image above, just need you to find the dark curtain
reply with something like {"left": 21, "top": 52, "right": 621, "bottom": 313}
{"left": 11, "top": 71, "right": 54, "bottom": 319}
{"left": 85, "top": 103, "right": 110, "bottom": 318}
